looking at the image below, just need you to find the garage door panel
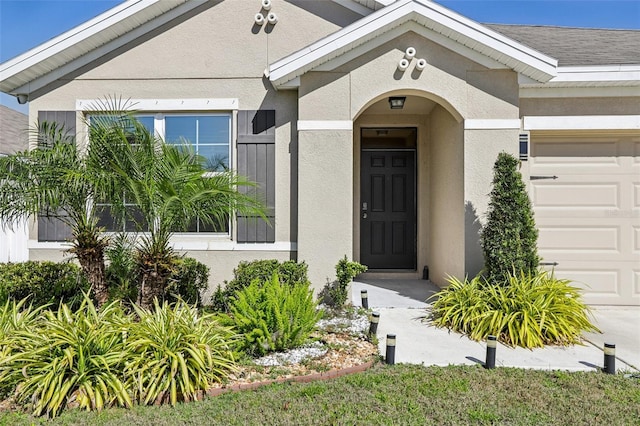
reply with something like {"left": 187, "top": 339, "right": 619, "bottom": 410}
{"left": 533, "top": 182, "right": 619, "bottom": 209}
{"left": 531, "top": 136, "right": 638, "bottom": 305}
{"left": 542, "top": 262, "right": 639, "bottom": 306}
{"left": 538, "top": 225, "right": 618, "bottom": 254}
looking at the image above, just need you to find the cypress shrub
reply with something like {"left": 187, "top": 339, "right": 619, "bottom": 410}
{"left": 480, "top": 152, "right": 539, "bottom": 284}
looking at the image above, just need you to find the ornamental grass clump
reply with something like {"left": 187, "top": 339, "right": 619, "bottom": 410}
{"left": 430, "top": 270, "right": 599, "bottom": 348}
{"left": 226, "top": 273, "right": 323, "bottom": 356}
{"left": 125, "top": 299, "right": 237, "bottom": 406}
{"left": 1, "top": 297, "right": 132, "bottom": 417}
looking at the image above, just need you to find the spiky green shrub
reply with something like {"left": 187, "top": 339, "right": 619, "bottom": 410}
{"left": 211, "top": 259, "right": 309, "bottom": 312}
{"left": 0, "top": 261, "right": 88, "bottom": 309}
{"left": 430, "top": 270, "right": 599, "bottom": 348}
{"left": 125, "top": 299, "right": 237, "bottom": 406}
{"left": 2, "top": 297, "right": 132, "bottom": 417}
{"left": 0, "top": 299, "right": 44, "bottom": 398}
{"left": 329, "top": 256, "right": 368, "bottom": 307}
{"left": 480, "top": 152, "right": 539, "bottom": 284}
{"left": 226, "top": 273, "right": 323, "bottom": 356}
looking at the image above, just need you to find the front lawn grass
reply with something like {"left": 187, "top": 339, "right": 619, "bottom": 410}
{"left": 2, "top": 364, "right": 639, "bottom": 425}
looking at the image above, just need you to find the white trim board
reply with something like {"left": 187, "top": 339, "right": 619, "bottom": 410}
{"left": 523, "top": 115, "right": 640, "bottom": 131}
{"left": 464, "top": 119, "right": 521, "bottom": 130}
{"left": 298, "top": 120, "right": 353, "bottom": 131}
{"left": 76, "top": 98, "right": 239, "bottom": 112}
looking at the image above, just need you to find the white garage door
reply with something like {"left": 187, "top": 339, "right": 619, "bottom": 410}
{"left": 530, "top": 135, "right": 640, "bottom": 306}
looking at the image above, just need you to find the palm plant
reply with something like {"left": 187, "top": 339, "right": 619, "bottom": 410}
{"left": 0, "top": 121, "right": 112, "bottom": 305}
{"left": 87, "top": 110, "right": 265, "bottom": 309}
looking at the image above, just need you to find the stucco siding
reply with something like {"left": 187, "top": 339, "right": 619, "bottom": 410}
{"left": 297, "top": 129, "right": 353, "bottom": 291}
{"left": 429, "top": 106, "right": 464, "bottom": 285}
{"left": 463, "top": 128, "right": 520, "bottom": 277}
{"left": 520, "top": 97, "right": 640, "bottom": 117}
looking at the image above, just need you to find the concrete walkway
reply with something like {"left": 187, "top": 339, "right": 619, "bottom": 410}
{"left": 352, "top": 279, "right": 640, "bottom": 373}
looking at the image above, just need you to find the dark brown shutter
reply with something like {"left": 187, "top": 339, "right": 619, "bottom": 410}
{"left": 236, "top": 110, "right": 275, "bottom": 243}
{"left": 37, "top": 111, "right": 75, "bottom": 242}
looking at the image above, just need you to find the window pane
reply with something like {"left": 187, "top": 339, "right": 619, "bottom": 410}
{"left": 199, "top": 145, "right": 229, "bottom": 171}
{"left": 165, "top": 115, "right": 230, "bottom": 172}
{"left": 137, "top": 116, "right": 155, "bottom": 134}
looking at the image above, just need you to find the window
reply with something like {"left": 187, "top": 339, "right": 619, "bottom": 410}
{"left": 92, "top": 112, "right": 232, "bottom": 234}
{"left": 165, "top": 115, "right": 231, "bottom": 172}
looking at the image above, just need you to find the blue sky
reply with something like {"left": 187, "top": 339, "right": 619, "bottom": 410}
{"left": 1, "top": 0, "right": 639, "bottom": 114}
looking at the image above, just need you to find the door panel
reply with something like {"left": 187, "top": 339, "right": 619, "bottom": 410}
{"left": 361, "top": 150, "right": 416, "bottom": 269}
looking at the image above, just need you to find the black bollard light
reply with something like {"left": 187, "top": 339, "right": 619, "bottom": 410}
{"left": 385, "top": 334, "right": 396, "bottom": 365}
{"left": 360, "top": 290, "right": 369, "bottom": 309}
{"left": 369, "top": 312, "right": 380, "bottom": 336}
{"left": 604, "top": 343, "right": 616, "bottom": 374}
{"left": 485, "top": 335, "right": 497, "bottom": 369}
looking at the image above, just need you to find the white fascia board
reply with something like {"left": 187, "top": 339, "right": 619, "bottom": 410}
{"left": 269, "top": 0, "right": 557, "bottom": 88}
{"left": 545, "top": 65, "right": 640, "bottom": 85}
{"left": 1, "top": 0, "right": 199, "bottom": 95}
{"left": 523, "top": 115, "right": 640, "bottom": 131}
{"left": 464, "top": 119, "right": 521, "bottom": 130}
{"left": 76, "top": 98, "right": 239, "bottom": 112}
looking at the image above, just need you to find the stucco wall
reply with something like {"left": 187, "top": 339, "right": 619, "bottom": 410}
{"left": 520, "top": 97, "right": 640, "bottom": 116}
{"left": 463, "top": 128, "right": 520, "bottom": 277}
{"left": 24, "top": 0, "right": 365, "bottom": 292}
{"left": 429, "top": 106, "right": 464, "bottom": 285}
{"left": 297, "top": 129, "right": 354, "bottom": 291}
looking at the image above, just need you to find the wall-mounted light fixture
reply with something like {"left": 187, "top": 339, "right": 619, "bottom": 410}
{"left": 16, "top": 94, "right": 28, "bottom": 104}
{"left": 389, "top": 96, "right": 406, "bottom": 110}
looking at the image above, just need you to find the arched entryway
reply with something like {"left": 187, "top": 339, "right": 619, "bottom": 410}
{"left": 353, "top": 93, "right": 464, "bottom": 283}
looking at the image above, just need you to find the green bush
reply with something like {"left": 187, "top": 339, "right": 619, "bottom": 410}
{"left": 166, "top": 257, "right": 210, "bottom": 306}
{"left": 0, "top": 261, "right": 88, "bottom": 309}
{"left": 480, "top": 152, "right": 539, "bottom": 284}
{"left": 225, "top": 273, "right": 322, "bottom": 356}
{"left": 2, "top": 297, "right": 132, "bottom": 417}
{"left": 328, "top": 256, "right": 367, "bottom": 307}
{"left": 106, "top": 235, "right": 209, "bottom": 307}
{"left": 429, "top": 270, "right": 599, "bottom": 348}
{"left": 126, "top": 299, "right": 237, "bottom": 406}
{"left": 211, "top": 259, "right": 308, "bottom": 312}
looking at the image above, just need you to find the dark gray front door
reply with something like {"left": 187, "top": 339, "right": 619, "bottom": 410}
{"left": 360, "top": 150, "right": 416, "bottom": 269}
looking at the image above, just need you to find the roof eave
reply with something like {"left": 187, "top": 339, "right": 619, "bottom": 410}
{"left": 269, "top": 0, "right": 557, "bottom": 89}
{"left": 0, "top": 0, "right": 198, "bottom": 95}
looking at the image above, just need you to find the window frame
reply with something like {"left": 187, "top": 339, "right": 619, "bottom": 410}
{"left": 78, "top": 98, "right": 238, "bottom": 238}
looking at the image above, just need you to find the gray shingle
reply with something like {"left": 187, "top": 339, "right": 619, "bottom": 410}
{"left": 486, "top": 24, "right": 640, "bottom": 66}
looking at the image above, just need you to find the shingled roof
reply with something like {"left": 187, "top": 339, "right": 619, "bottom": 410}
{"left": 485, "top": 24, "right": 640, "bottom": 66}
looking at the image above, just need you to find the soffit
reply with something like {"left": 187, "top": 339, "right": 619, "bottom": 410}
{"left": 0, "top": 0, "right": 197, "bottom": 94}
{"left": 267, "top": 0, "right": 558, "bottom": 88}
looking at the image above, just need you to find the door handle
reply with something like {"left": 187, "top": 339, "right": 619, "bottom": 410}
{"left": 362, "top": 202, "right": 368, "bottom": 219}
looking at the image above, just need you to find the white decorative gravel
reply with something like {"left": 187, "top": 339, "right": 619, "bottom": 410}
{"left": 253, "top": 341, "right": 328, "bottom": 366}
{"left": 252, "top": 308, "right": 372, "bottom": 367}
{"left": 316, "top": 310, "right": 370, "bottom": 336}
